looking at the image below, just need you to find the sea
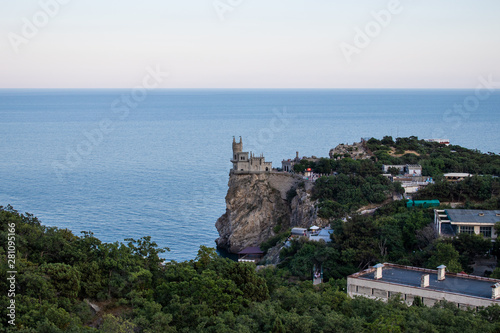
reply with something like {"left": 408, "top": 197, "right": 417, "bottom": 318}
{"left": 1, "top": 89, "right": 499, "bottom": 261}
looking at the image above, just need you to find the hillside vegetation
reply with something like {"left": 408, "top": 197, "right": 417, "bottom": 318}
{"left": 297, "top": 136, "right": 500, "bottom": 219}
{"left": 2, "top": 205, "right": 500, "bottom": 332}
{"left": 2, "top": 137, "right": 500, "bottom": 332}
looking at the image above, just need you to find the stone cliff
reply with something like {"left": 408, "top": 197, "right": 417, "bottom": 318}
{"left": 215, "top": 172, "right": 327, "bottom": 253}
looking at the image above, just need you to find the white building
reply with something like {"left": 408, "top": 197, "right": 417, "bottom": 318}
{"left": 382, "top": 164, "right": 422, "bottom": 176}
{"left": 426, "top": 139, "right": 450, "bottom": 145}
{"left": 443, "top": 173, "right": 472, "bottom": 182}
{"left": 434, "top": 209, "right": 500, "bottom": 238}
{"left": 348, "top": 263, "right": 500, "bottom": 309}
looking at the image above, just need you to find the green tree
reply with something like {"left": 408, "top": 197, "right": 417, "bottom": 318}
{"left": 388, "top": 167, "right": 400, "bottom": 176}
{"left": 381, "top": 136, "right": 395, "bottom": 146}
{"left": 39, "top": 263, "right": 81, "bottom": 299}
{"left": 101, "top": 314, "right": 137, "bottom": 333}
{"left": 427, "top": 242, "right": 463, "bottom": 273}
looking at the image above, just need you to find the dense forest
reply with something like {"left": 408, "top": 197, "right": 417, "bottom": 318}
{"left": 2, "top": 205, "right": 500, "bottom": 332}
{"left": 2, "top": 136, "right": 500, "bottom": 332}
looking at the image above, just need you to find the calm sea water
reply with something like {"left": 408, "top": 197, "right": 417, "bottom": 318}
{"left": 1, "top": 89, "right": 499, "bottom": 261}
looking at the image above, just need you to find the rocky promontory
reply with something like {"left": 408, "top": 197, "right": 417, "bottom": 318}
{"left": 215, "top": 171, "right": 327, "bottom": 253}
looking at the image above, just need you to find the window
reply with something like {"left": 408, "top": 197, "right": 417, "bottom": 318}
{"left": 460, "top": 226, "right": 474, "bottom": 235}
{"left": 480, "top": 226, "right": 492, "bottom": 238}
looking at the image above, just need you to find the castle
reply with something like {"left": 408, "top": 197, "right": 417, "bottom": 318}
{"left": 231, "top": 137, "right": 272, "bottom": 173}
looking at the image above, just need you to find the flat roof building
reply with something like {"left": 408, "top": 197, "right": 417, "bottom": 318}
{"left": 434, "top": 209, "right": 500, "bottom": 238}
{"left": 347, "top": 263, "right": 500, "bottom": 309}
{"left": 444, "top": 173, "right": 472, "bottom": 182}
{"left": 382, "top": 164, "right": 422, "bottom": 176}
{"left": 237, "top": 247, "right": 264, "bottom": 263}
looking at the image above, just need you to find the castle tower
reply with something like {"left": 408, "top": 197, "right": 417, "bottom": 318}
{"left": 232, "top": 136, "right": 243, "bottom": 160}
{"left": 231, "top": 136, "right": 248, "bottom": 171}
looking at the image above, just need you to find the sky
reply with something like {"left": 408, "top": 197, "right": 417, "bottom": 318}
{"left": 1, "top": 0, "right": 499, "bottom": 89}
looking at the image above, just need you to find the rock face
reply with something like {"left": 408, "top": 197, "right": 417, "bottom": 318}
{"left": 215, "top": 172, "right": 326, "bottom": 253}
{"left": 290, "top": 186, "right": 326, "bottom": 228}
{"left": 329, "top": 140, "right": 372, "bottom": 160}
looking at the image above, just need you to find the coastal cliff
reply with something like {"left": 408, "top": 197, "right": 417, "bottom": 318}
{"left": 215, "top": 172, "right": 327, "bottom": 253}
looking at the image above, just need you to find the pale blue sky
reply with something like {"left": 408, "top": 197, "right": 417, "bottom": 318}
{"left": 1, "top": 0, "right": 499, "bottom": 88}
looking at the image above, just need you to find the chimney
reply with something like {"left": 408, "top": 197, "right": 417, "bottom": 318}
{"left": 492, "top": 283, "right": 500, "bottom": 299}
{"left": 437, "top": 265, "right": 446, "bottom": 281}
{"left": 374, "top": 263, "right": 384, "bottom": 280}
{"left": 421, "top": 274, "right": 430, "bottom": 288}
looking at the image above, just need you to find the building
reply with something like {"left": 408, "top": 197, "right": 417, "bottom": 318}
{"left": 382, "top": 165, "right": 406, "bottom": 174}
{"left": 237, "top": 247, "right": 264, "bottom": 263}
{"left": 425, "top": 138, "right": 450, "bottom": 145}
{"left": 291, "top": 227, "right": 308, "bottom": 236}
{"left": 434, "top": 209, "right": 500, "bottom": 238}
{"left": 382, "top": 164, "right": 429, "bottom": 196}
{"left": 282, "top": 151, "right": 301, "bottom": 172}
{"left": 231, "top": 137, "right": 272, "bottom": 173}
{"left": 406, "top": 165, "right": 422, "bottom": 176}
{"left": 444, "top": 173, "right": 472, "bottom": 182}
{"left": 308, "top": 227, "right": 333, "bottom": 242}
{"left": 382, "top": 164, "right": 422, "bottom": 176}
{"left": 347, "top": 263, "right": 500, "bottom": 309}
{"left": 289, "top": 227, "right": 333, "bottom": 243}
{"left": 391, "top": 176, "right": 433, "bottom": 196}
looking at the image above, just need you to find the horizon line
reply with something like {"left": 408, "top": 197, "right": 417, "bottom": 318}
{"left": 0, "top": 87, "right": 490, "bottom": 91}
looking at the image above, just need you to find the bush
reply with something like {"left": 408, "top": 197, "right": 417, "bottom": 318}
{"left": 261, "top": 231, "right": 291, "bottom": 253}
